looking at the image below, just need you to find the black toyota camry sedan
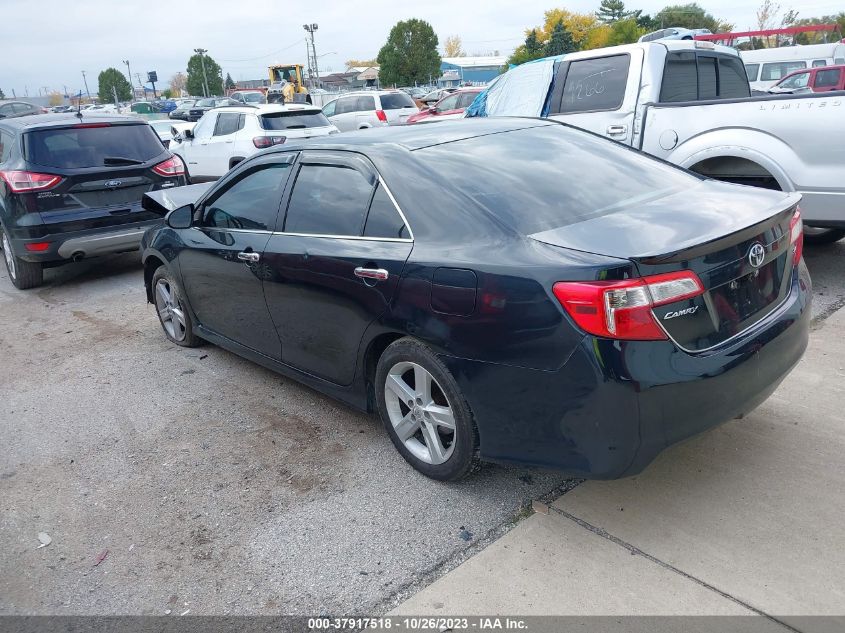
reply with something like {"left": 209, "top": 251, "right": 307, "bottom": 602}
{"left": 140, "top": 118, "right": 811, "bottom": 481}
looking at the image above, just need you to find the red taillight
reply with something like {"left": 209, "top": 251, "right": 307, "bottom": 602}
{"left": 24, "top": 242, "right": 50, "bottom": 252}
{"left": 74, "top": 122, "right": 111, "bottom": 128}
{"left": 553, "top": 271, "right": 705, "bottom": 341}
{"left": 375, "top": 109, "right": 388, "bottom": 122}
{"left": 789, "top": 207, "right": 803, "bottom": 265}
{"left": 0, "top": 170, "right": 62, "bottom": 193}
{"left": 253, "top": 136, "right": 287, "bottom": 149}
{"left": 152, "top": 155, "right": 185, "bottom": 177}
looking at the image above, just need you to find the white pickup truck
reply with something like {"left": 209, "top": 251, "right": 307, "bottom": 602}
{"left": 468, "top": 41, "right": 845, "bottom": 243}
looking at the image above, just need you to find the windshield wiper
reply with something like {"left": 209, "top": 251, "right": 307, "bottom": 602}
{"left": 103, "top": 156, "right": 144, "bottom": 165}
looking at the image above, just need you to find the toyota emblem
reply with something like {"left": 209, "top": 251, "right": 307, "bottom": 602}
{"left": 748, "top": 242, "right": 765, "bottom": 269}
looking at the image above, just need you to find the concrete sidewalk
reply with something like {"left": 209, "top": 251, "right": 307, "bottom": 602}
{"left": 393, "top": 308, "right": 845, "bottom": 626}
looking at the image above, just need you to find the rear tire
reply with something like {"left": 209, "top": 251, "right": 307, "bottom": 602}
{"left": 375, "top": 337, "right": 480, "bottom": 481}
{"left": 804, "top": 228, "right": 845, "bottom": 245}
{"left": 151, "top": 266, "right": 201, "bottom": 347}
{"left": 1, "top": 226, "right": 43, "bottom": 290}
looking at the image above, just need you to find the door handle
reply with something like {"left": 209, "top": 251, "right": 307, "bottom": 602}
{"left": 237, "top": 251, "right": 260, "bottom": 262}
{"left": 606, "top": 125, "right": 627, "bottom": 136}
{"left": 354, "top": 267, "right": 389, "bottom": 281}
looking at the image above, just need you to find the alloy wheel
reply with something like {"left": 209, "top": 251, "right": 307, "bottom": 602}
{"left": 384, "top": 362, "right": 456, "bottom": 465}
{"left": 154, "top": 278, "right": 187, "bottom": 341}
{"left": 2, "top": 230, "right": 16, "bottom": 280}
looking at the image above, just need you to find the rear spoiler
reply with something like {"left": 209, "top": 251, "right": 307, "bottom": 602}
{"left": 142, "top": 182, "right": 214, "bottom": 215}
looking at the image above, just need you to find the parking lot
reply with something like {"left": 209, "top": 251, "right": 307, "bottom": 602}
{"left": 1, "top": 239, "right": 843, "bottom": 616}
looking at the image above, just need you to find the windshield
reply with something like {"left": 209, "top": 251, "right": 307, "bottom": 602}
{"left": 196, "top": 99, "right": 216, "bottom": 107}
{"left": 25, "top": 124, "right": 165, "bottom": 169}
{"left": 261, "top": 111, "right": 331, "bottom": 130}
{"left": 420, "top": 123, "right": 699, "bottom": 234}
{"left": 242, "top": 93, "right": 264, "bottom": 103}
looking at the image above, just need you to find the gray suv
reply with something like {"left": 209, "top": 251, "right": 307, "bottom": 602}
{"left": 322, "top": 90, "right": 419, "bottom": 132}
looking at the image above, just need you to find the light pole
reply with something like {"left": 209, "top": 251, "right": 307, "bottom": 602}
{"left": 123, "top": 60, "right": 133, "bottom": 99}
{"left": 81, "top": 71, "right": 90, "bottom": 101}
{"left": 194, "top": 48, "right": 210, "bottom": 97}
{"left": 303, "top": 24, "right": 320, "bottom": 88}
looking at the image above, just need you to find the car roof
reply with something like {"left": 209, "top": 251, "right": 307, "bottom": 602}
{"left": 269, "top": 117, "right": 553, "bottom": 153}
{"left": 0, "top": 112, "right": 150, "bottom": 131}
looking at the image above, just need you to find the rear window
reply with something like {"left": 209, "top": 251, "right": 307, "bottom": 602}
{"left": 379, "top": 93, "right": 416, "bottom": 109}
{"left": 261, "top": 111, "right": 331, "bottom": 130}
{"left": 660, "top": 52, "right": 750, "bottom": 102}
{"left": 24, "top": 124, "right": 165, "bottom": 169}
{"left": 420, "top": 123, "right": 698, "bottom": 234}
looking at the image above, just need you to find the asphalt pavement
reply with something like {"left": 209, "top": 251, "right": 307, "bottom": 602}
{"left": 0, "top": 239, "right": 843, "bottom": 615}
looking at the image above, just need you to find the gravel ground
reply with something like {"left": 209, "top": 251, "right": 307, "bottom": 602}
{"left": 1, "top": 238, "right": 843, "bottom": 616}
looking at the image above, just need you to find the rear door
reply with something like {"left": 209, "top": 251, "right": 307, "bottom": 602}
{"left": 262, "top": 151, "right": 413, "bottom": 384}
{"left": 177, "top": 154, "right": 296, "bottom": 357}
{"left": 547, "top": 50, "right": 641, "bottom": 144}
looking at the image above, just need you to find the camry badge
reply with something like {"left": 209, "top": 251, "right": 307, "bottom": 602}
{"left": 748, "top": 242, "right": 765, "bottom": 269}
{"left": 104, "top": 180, "right": 123, "bottom": 188}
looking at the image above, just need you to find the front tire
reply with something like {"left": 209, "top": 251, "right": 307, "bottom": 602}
{"left": 375, "top": 337, "right": 480, "bottom": 481}
{"left": 152, "top": 266, "right": 201, "bottom": 347}
{"left": 1, "top": 226, "right": 43, "bottom": 290}
{"left": 804, "top": 227, "right": 845, "bottom": 245}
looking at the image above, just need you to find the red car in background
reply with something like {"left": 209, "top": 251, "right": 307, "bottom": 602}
{"left": 768, "top": 64, "right": 845, "bottom": 94}
{"left": 406, "top": 88, "right": 483, "bottom": 124}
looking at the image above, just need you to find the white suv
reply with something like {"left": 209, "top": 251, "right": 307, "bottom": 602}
{"left": 170, "top": 104, "right": 338, "bottom": 181}
{"left": 321, "top": 90, "right": 419, "bottom": 132}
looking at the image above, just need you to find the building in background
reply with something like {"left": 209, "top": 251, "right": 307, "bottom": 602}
{"left": 439, "top": 56, "right": 507, "bottom": 86}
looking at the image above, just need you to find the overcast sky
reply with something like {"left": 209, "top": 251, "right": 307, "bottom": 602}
{"left": 2, "top": 0, "right": 842, "bottom": 97}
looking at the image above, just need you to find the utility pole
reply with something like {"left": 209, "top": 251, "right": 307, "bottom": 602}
{"left": 194, "top": 48, "right": 210, "bottom": 97}
{"left": 81, "top": 71, "right": 90, "bottom": 101}
{"left": 123, "top": 60, "right": 133, "bottom": 99}
{"left": 303, "top": 24, "right": 320, "bottom": 88}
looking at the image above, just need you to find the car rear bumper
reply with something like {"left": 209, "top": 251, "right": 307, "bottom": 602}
{"left": 11, "top": 219, "right": 162, "bottom": 264}
{"left": 440, "top": 260, "right": 812, "bottom": 478}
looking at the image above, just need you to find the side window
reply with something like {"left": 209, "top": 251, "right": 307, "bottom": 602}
{"left": 697, "top": 56, "right": 718, "bottom": 99}
{"left": 203, "top": 161, "right": 292, "bottom": 231}
{"left": 192, "top": 114, "right": 215, "bottom": 139}
{"left": 436, "top": 93, "right": 460, "bottom": 111}
{"left": 718, "top": 56, "right": 751, "bottom": 98}
{"left": 812, "top": 60, "right": 828, "bottom": 68}
{"left": 284, "top": 164, "right": 374, "bottom": 236}
{"left": 761, "top": 61, "right": 806, "bottom": 81}
{"left": 744, "top": 64, "right": 759, "bottom": 81}
{"left": 364, "top": 185, "right": 409, "bottom": 239}
{"left": 334, "top": 97, "right": 356, "bottom": 115}
{"left": 660, "top": 52, "right": 698, "bottom": 102}
{"left": 356, "top": 96, "right": 376, "bottom": 112}
{"left": 0, "top": 103, "right": 16, "bottom": 116}
{"left": 323, "top": 100, "right": 337, "bottom": 117}
{"left": 213, "top": 112, "right": 241, "bottom": 136}
{"left": 0, "top": 132, "right": 12, "bottom": 162}
{"left": 559, "top": 55, "right": 630, "bottom": 114}
{"left": 459, "top": 92, "right": 480, "bottom": 108}
{"left": 815, "top": 69, "right": 841, "bottom": 87}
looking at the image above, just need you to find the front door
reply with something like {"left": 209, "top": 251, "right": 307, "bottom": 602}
{"left": 178, "top": 154, "right": 296, "bottom": 357}
{"left": 179, "top": 112, "right": 216, "bottom": 180}
{"left": 204, "top": 112, "right": 243, "bottom": 177}
{"left": 262, "top": 151, "right": 413, "bottom": 385}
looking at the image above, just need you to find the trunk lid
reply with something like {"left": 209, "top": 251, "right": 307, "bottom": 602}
{"left": 530, "top": 184, "right": 801, "bottom": 351}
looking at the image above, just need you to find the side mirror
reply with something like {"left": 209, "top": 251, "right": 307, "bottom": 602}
{"left": 184, "top": 128, "right": 194, "bottom": 139}
{"left": 166, "top": 204, "right": 194, "bottom": 229}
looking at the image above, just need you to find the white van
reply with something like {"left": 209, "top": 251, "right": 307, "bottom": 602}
{"left": 741, "top": 42, "right": 845, "bottom": 91}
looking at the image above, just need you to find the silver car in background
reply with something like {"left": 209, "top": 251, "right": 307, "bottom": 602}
{"left": 321, "top": 90, "right": 419, "bottom": 132}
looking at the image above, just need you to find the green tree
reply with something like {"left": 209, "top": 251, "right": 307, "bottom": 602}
{"left": 655, "top": 3, "right": 732, "bottom": 33}
{"left": 607, "top": 18, "right": 644, "bottom": 45}
{"left": 794, "top": 13, "right": 845, "bottom": 44}
{"left": 225, "top": 73, "right": 236, "bottom": 90}
{"left": 376, "top": 19, "right": 441, "bottom": 86}
{"left": 97, "top": 67, "right": 132, "bottom": 102}
{"left": 161, "top": 89, "right": 173, "bottom": 99}
{"left": 545, "top": 20, "right": 576, "bottom": 56}
{"left": 186, "top": 52, "right": 223, "bottom": 97}
{"left": 635, "top": 12, "right": 658, "bottom": 30}
{"left": 597, "top": 0, "right": 630, "bottom": 23}
{"left": 506, "top": 28, "right": 545, "bottom": 66}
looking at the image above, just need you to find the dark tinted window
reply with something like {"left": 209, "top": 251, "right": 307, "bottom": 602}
{"left": 25, "top": 124, "right": 165, "bottom": 168}
{"left": 421, "top": 124, "right": 698, "bottom": 234}
{"left": 816, "top": 68, "right": 841, "bottom": 87}
{"left": 719, "top": 56, "right": 751, "bottom": 97}
{"left": 0, "top": 131, "right": 13, "bottom": 162}
{"left": 559, "top": 55, "right": 630, "bottom": 114}
{"left": 261, "top": 111, "right": 331, "bottom": 130}
{"left": 204, "top": 162, "right": 292, "bottom": 230}
{"left": 285, "top": 164, "right": 373, "bottom": 235}
{"left": 660, "top": 51, "right": 698, "bottom": 101}
{"left": 213, "top": 112, "right": 242, "bottom": 136}
{"left": 698, "top": 56, "right": 718, "bottom": 99}
{"left": 364, "top": 185, "right": 408, "bottom": 239}
{"left": 379, "top": 93, "right": 416, "bottom": 109}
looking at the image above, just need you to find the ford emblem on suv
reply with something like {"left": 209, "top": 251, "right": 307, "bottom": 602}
{"left": 104, "top": 180, "right": 123, "bottom": 188}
